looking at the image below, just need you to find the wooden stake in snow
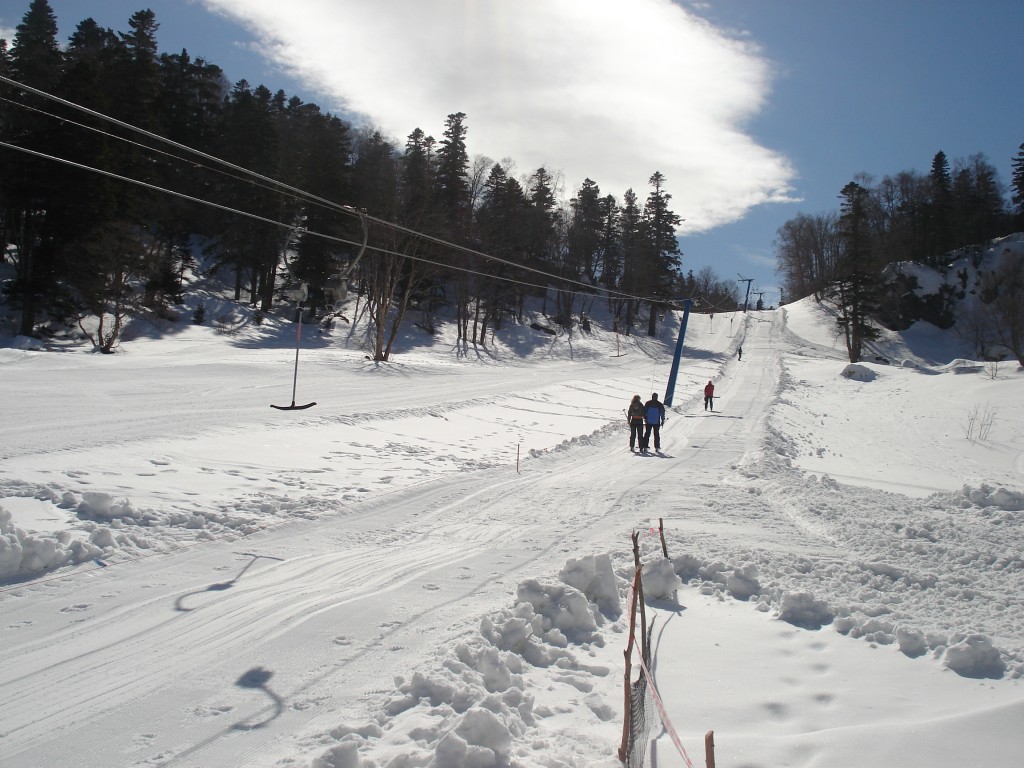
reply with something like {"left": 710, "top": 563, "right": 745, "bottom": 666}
{"left": 617, "top": 567, "right": 642, "bottom": 763}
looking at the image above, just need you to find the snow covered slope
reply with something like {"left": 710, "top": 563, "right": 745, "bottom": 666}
{"left": 1, "top": 302, "right": 1022, "bottom": 768}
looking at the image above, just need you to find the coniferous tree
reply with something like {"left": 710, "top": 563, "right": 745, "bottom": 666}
{"left": 433, "top": 111, "right": 470, "bottom": 235}
{"left": 401, "top": 127, "right": 436, "bottom": 226}
{"left": 1011, "top": 142, "right": 1024, "bottom": 227}
{"left": 640, "top": 171, "right": 683, "bottom": 336}
{"left": 432, "top": 112, "right": 474, "bottom": 339}
{"left": 2, "top": 0, "right": 64, "bottom": 336}
{"left": 950, "top": 154, "right": 1005, "bottom": 249}
{"left": 0, "top": 39, "right": 9, "bottom": 250}
{"left": 286, "top": 104, "right": 352, "bottom": 316}
{"left": 926, "top": 151, "right": 953, "bottom": 261}
{"left": 213, "top": 80, "right": 281, "bottom": 306}
{"left": 525, "top": 167, "right": 557, "bottom": 269}
{"left": 474, "top": 163, "right": 529, "bottom": 335}
{"left": 829, "top": 181, "right": 881, "bottom": 362}
{"left": 596, "top": 193, "right": 621, "bottom": 292}
{"left": 113, "top": 10, "right": 160, "bottom": 131}
{"left": 618, "top": 188, "right": 643, "bottom": 332}
{"left": 567, "top": 177, "right": 602, "bottom": 284}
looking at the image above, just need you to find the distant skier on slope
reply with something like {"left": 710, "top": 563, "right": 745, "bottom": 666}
{"left": 626, "top": 394, "right": 645, "bottom": 452}
{"left": 641, "top": 393, "right": 665, "bottom": 453}
{"left": 704, "top": 380, "right": 715, "bottom": 411}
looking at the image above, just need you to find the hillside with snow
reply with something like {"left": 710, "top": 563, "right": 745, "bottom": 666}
{"left": 1, "top": 279, "right": 1023, "bottom": 767}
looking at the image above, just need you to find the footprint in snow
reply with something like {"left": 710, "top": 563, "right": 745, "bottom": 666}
{"left": 60, "top": 604, "right": 92, "bottom": 613}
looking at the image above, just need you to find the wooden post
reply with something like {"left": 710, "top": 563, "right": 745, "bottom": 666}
{"left": 705, "top": 730, "right": 715, "bottom": 768}
{"left": 659, "top": 517, "right": 669, "bottom": 558}
{"left": 631, "top": 532, "right": 648, "bottom": 662}
{"left": 516, "top": 443, "right": 520, "bottom": 474}
{"left": 617, "top": 567, "right": 642, "bottom": 762}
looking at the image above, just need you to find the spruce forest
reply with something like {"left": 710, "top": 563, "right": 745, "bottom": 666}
{"left": 1, "top": 1, "right": 1023, "bottom": 364}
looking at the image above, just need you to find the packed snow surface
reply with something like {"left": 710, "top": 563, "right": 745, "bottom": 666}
{"left": 1, "top": 297, "right": 1022, "bottom": 768}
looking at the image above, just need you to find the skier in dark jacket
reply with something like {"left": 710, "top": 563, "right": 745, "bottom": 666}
{"left": 641, "top": 393, "right": 665, "bottom": 452}
{"left": 704, "top": 380, "right": 715, "bottom": 411}
{"left": 626, "top": 394, "right": 645, "bottom": 452}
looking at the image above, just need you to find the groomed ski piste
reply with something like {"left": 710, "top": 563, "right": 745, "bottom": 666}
{"left": 2, "top": 282, "right": 1023, "bottom": 767}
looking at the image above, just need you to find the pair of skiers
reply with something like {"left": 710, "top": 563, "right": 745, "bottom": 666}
{"left": 627, "top": 393, "right": 665, "bottom": 453}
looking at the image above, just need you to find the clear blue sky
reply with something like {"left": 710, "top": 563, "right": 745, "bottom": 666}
{"left": 686, "top": 0, "right": 1024, "bottom": 307}
{"left": 3, "top": 0, "right": 1022, "bottom": 308}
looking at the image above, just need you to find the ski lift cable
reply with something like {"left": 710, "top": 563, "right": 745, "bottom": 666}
{"left": 0, "top": 74, "right": 359, "bottom": 219}
{"left": 0, "top": 92, "right": 368, "bottom": 226}
{"left": 0, "top": 77, "right": 697, "bottom": 307}
{"left": 0, "top": 139, "right": 662, "bottom": 306}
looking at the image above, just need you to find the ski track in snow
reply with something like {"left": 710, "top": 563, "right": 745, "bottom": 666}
{"left": 2, "top": 299, "right": 1023, "bottom": 767}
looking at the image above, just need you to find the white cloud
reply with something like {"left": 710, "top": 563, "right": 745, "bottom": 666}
{"left": 202, "top": 0, "right": 796, "bottom": 232}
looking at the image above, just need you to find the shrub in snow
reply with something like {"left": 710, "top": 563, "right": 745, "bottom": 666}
{"left": 641, "top": 557, "right": 683, "bottom": 599}
{"left": 942, "top": 633, "right": 1007, "bottom": 679}
{"left": 776, "top": 590, "right": 834, "bottom": 630}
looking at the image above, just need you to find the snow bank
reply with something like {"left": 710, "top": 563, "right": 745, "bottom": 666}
{"left": 943, "top": 633, "right": 1008, "bottom": 679}
{"left": 840, "top": 363, "right": 877, "bottom": 381}
{"left": 314, "top": 556, "right": 623, "bottom": 767}
{"left": 0, "top": 505, "right": 104, "bottom": 580}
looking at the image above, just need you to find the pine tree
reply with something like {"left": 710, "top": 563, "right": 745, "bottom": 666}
{"left": 927, "top": 150, "right": 952, "bottom": 261}
{"left": 1012, "top": 142, "right": 1024, "bottom": 226}
{"left": 475, "top": 163, "right": 529, "bottom": 333}
{"left": 401, "top": 127, "right": 436, "bottom": 225}
{"left": 525, "top": 166, "right": 557, "bottom": 271}
{"left": 618, "top": 188, "right": 643, "bottom": 332}
{"left": 433, "top": 111, "right": 470, "bottom": 235}
{"left": 567, "top": 178, "right": 603, "bottom": 283}
{"left": 597, "top": 193, "right": 621, "bottom": 291}
{"left": 950, "top": 154, "right": 1005, "bottom": 248}
{"left": 213, "top": 80, "right": 282, "bottom": 306}
{"left": 640, "top": 171, "right": 683, "bottom": 336}
{"left": 829, "top": 181, "right": 881, "bottom": 362}
{"left": 3, "top": 0, "right": 65, "bottom": 336}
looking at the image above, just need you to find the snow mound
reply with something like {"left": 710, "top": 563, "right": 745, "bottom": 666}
{"left": 0, "top": 506, "right": 104, "bottom": 580}
{"left": 943, "top": 633, "right": 1007, "bottom": 679}
{"left": 955, "top": 484, "right": 1024, "bottom": 511}
{"left": 314, "top": 557, "right": 619, "bottom": 767}
{"left": 776, "top": 590, "right": 835, "bottom": 629}
{"left": 840, "top": 363, "right": 877, "bottom": 381}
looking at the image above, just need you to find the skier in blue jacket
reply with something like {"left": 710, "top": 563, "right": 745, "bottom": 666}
{"left": 641, "top": 393, "right": 665, "bottom": 453}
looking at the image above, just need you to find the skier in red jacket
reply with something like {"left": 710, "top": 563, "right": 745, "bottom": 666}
{"left": 704, "top": 380, "right": 715, "bottom": 411}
